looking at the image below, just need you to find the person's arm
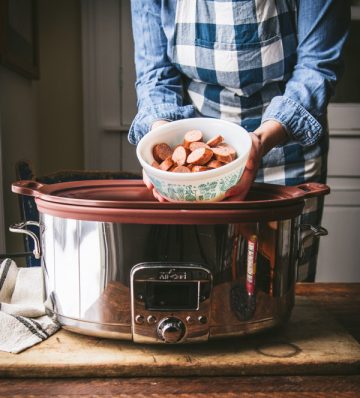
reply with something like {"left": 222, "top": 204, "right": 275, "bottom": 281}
{"left": 226, "top": 1, "right": 350, "bottom": 200}
{"left": 129, "top": 0, "right": 195, "bottom": 145}
{"left": 225, "top": 121, "right": 287, "bottom": 201}
{"left": 261, "top": 0, "right": 350, "bottom": 146}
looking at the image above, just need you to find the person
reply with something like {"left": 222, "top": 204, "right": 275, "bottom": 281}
{"left": 129, "top": 0, "right": 350, "bottom": 281}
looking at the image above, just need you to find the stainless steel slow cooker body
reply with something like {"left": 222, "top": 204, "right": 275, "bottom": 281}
{"left": 11, "top": 180, "right": 329, "bottom": 344}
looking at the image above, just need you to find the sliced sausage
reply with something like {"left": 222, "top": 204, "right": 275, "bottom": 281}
{"left": 150, "top": 131, "right": 237, "bottom": 174}
{"left": 206, "top": 134, "right": 224, "bottom": 147}
{"left": 183, "top": 130, "right": 203, "bottom": 148}
{"left": 171, "top": 145, "right": 190, "bottom": 166}
{"left": 216, "top": 143, "right": 236, "bottom": 159}
{"left": 172, "top": 165, "right": 191, "bottom": 173}
{"left": 187, "top": 147, "right": 213, "bottom": 165}
{"left": 151, "top": 160, "right": 160, "bottom": 169}
{"left": 191, "top": 165, "right": 210, "bottom": 172}
{"left": 159, "top": 156, "right": 174, "bottom": 171}
{"left": 189, "top": 141, "right": 210, "bottom": 151}
{"left": 206, "top": 159, "right": 225, "bottom": 169}
{"left": 152, "top": 143, "right": 173, "bottom": 163}
{"left": 212, "top": 147, "right": 235, "bottom": 163}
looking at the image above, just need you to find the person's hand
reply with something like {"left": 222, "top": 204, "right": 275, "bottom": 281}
{"left": 143, "top": 169, "right": 167, "bottom": 202}
{"left": 224, "top": 132, "right": 262, "bottom": 201}
{"left": 151, "top": 120, "right": 170, "bottom": 130}
{"left": 143, "top": 120, "right": 170, "bottom": 202}
{"left": 225, "top": 120, "right": 288, "bottom": 201}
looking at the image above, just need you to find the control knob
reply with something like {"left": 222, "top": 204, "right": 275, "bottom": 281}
{"left": 157, "top": 317, "right": 186, "bottom": 343}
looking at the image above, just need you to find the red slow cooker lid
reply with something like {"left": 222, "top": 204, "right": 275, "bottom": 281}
{"left": 12, "top": 180, "right": 330, "bottom": 224}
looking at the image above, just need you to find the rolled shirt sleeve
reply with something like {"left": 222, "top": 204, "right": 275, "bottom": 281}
{"left": 129, "top": 0, "right": 195, "bottom": 145}
{"left": 262, "top": 0, "right": 350, "bottom": 146}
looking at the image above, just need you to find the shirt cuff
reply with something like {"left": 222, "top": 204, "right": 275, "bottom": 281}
{"left": 261, "top": 96, "right": 323, "bottom": 147}
{"left": 128, "top": 104, "right": 196, "bottom": 145}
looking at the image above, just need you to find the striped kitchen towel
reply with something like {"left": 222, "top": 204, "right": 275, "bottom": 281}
{"left": 0, "top": 258, "right": 59, "bottom": 354}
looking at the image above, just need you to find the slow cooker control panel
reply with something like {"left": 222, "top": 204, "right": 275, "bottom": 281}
{"left": 130, "top": 263, "right": 212, "bottom": 344}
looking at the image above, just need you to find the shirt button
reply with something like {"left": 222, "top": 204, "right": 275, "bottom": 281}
{"left": 306, "top": 131, "right": 312, "bottom": 138}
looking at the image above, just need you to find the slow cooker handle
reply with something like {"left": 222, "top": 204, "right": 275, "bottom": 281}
{"left": 298, "top": 224, "right": 328, "bottom": 260}
{"left": 295, "top": 182, "right": 330, "bottom": 199}
{"left": 9, "top": 221, "right": 41, "bottom": 259}
{"left": 11, "top": 180, "right": 45, "bottom": 197}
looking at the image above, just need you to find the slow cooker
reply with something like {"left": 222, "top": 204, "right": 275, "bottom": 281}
{"left": 11, "top": 179, "right": 329, "bottom": 344}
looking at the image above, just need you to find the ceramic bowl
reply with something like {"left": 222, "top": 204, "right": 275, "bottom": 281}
{"left": 136, "top": 118, "right": 252, "bottom": 202}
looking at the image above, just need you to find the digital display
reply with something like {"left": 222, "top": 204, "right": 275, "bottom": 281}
{"left": 145, "top": 282, "right": 198, "bottom": 310}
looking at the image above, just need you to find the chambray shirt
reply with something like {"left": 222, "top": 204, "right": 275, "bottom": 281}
{"left": 129, "top": 0, "right": 349, "bottom": 186}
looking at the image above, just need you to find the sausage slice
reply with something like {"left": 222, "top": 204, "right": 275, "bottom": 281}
{"left": 189, "top": 141, "right": 210, "bottom": 151}
{"left": 171, "top": 145, "right": 190, "bottom": 166}
{"left": 206, "top": 134, "right": 224, "bottom": 147}
{"left": 187, "top": 147, "right": 213, "bottom": 165}
{"left": 216, "top": 143, "right": 236, "bottom": 159}
{"left": 152, "top": 143, "right": 173, "bottom": 163}
{"left": 172, "top": 165, "right": 191, "bottom": 173}
{"left": 151, "top": 160, "right": 160, "bottom": 169}
{"left": 183, "top": 130, "right": 203, "bottom": 148}
{"left": 191, "top": 165, "right": 210, "bottom": 172}
{"left": 206, "top": 159, "right": 225, "bottom": 169}
{"left": 212, "top": 147, "right": 235, "bottom": 163}
{"left": 159, "top": 156, "right": 174, "bottom": 171}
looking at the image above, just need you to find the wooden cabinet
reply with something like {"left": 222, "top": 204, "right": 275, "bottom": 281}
{"left": 316, "top": 11, "right": 360, "bottom": 282}
{"left": 316, "top": 105, "right": 360, "bottom": 282}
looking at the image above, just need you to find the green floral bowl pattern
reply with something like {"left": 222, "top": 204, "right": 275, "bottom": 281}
{"left": 136, "top": 118, "right": 251, "bottom": 202}
{"left": 150, "top": 168, "right": 244, "bottom": 202}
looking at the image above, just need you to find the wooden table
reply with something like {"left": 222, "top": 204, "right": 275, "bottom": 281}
{"left": 0, "top": 283, "right": 359, "bottom": 397}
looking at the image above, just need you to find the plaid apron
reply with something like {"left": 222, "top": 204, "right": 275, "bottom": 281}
{"left": 170, "top": 0, "right": 328, "bottom": 281}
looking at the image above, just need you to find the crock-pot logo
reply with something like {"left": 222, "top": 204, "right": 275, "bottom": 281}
{"left": 158, "top": 269, "right": 188, "bottom": 280}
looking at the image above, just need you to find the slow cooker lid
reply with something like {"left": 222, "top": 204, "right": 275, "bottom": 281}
{"left": 12, "top": 180, "right": 329, "bottom": 223}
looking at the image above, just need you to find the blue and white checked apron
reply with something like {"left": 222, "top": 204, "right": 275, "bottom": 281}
{"left": 170, "top": 0, "right": 328, "bottom": 281}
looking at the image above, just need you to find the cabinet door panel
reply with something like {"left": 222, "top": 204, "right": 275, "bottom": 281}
{"left": 316, "top": 206, "right": 360, "bottom": 282}
{"left": 327, "top": 137, "right": 360, "bottom": 177}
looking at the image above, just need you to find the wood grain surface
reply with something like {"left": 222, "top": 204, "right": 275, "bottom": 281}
{"left": 0, "top": 283, "right": 359, "bottom": 397}
{"left": 296, "top": 283, "right": 360, "bottom": 343}
{"left": 1, "top": 296, "right": 360, "bottom": 378}
{"left": 0, "top": 375, "right": 359, "bottom": 397}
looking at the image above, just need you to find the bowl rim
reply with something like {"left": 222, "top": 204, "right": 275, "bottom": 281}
{"left": 136, "top": 118, "right": 252, "bottom": 181}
